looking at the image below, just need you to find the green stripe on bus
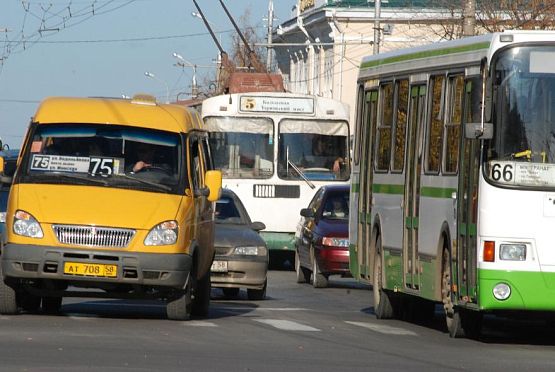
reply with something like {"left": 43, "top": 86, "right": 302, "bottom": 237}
{"left": 372, "top": 183, "right": 404, "bottom": 195}
{"left": 360, "top": 41, "right": 490, "bottom": 69}
{"left": 420, "top": 186, "right": 457, "bottom": 199}
{"left": 405, "top": 216, "right": 419, "bottom": 229}
{"left": 351, "top": 182, "right": 360, "bottom": 193}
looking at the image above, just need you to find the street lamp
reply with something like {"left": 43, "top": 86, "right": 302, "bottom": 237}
{"left": 144, "top": 71, "right": 170, "bottom": 103}
{"left": 173, "top": 52, "right": 198, "bottom": 99}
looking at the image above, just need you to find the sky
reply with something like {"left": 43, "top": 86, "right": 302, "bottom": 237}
{"left": 0, "top": 0, "right": 296, "bottom": 148}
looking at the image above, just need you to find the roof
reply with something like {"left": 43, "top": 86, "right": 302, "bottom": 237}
{"left": 322, "top": 0, "right": 447, "bottom": 8}
{"left": 33, "top": 95, "right": 204, "bottom": 133}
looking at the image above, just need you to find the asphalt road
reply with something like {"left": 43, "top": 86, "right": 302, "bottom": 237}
{"left": 1, "top": 270, "right": 555, "bottom": 371}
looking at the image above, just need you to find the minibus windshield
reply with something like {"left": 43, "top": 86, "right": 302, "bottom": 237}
{"left": 19, "top": 123, "right": 183, "bottom": 194}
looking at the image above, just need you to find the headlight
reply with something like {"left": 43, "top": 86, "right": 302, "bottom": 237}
{"left": 144, "top": 220, "right": 178, "bottom": 246}
{"left": 233, "top": 246, "right": 267, "bottom": 256}
{"left": 322, "top": 237, "right": 349, "bottom": 248}
{"left": 13, "top": 210, "right": 43, "bottom": 238}
{"left": 499, "top": 243, "right": 526, "bottom": 261}
{"left": 493, "top": 283, "right": 511, "bottom": 300}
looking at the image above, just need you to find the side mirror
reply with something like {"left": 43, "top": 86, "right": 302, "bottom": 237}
{"left": 465, "top": 122, "right": 493, "bottom": 139}
{"left": 250, "top": 221, "right": 266, "bottom": 231}
{"left": 205, "top": 170, "right": 222, "bottom": 202}
{"left": 300, "top": 208, "right": 314, "bottom": 218}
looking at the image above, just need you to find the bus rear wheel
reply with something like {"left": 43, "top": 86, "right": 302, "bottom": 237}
{"left": 373, "top": 236, "right": 395, "bottom": 319}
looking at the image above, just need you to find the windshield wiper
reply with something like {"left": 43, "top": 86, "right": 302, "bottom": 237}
{"left": 116, "top": 173, "right": 172, "bottom": 192}
{"left": 29, "top": 173, "right": 109, "bottom": 186}
{"left": 287, "top": 160, "right": 315, "bottom": 189}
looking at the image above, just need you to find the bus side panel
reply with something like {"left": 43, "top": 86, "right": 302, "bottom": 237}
{"left": 349, "top": 171, "right": 361, "bottom": 280}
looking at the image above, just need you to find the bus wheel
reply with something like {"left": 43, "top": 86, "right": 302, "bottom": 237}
{"left": 311, "top": 248, "right": 328, "bottom": 288}
{"left": 295, "top": 250, "right": 311, "bottom": 284}
{"left": 167, "top": 278, "right": 192, "bottom": 321}
{"left": 0, "top": 268, "right": 17, "bottom": 315}
{"left": 441, "top": 248, "right": 464, "bottom": 338}
{"left": 373, "top": 236, "right": 394, "bottom": 319}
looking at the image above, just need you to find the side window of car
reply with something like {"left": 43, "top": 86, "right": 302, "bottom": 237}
{"left": 308, "top": 188, "right": 325, "bottom": 212}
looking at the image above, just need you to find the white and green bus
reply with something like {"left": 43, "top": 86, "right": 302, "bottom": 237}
{"left": 350, "top": 30, "right": 555, "bottom": 337}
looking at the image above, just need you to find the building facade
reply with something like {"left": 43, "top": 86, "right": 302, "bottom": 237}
{"left": 273, "top": 0, "right": 462, "bottom": 123}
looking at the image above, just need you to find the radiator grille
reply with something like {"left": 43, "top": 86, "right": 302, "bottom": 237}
{"left": 52, "top": 225, "right": 135, "bottom": 248}
{"left": 253, "top": 184, "right": 300, "bottom": 198}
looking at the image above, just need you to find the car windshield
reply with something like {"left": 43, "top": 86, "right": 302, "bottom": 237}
{"left": 19, "top": 123, "right": 183, "bottom": 194}
{"left": 278, "top": 119, "right": 349, "bottom": 181}
{"left": 215, "top": 195, "right": 247, "bottom": 225}
{"left": 321, "top": 192, "right": 349, "bottom": 220}
{"left": 206, "top": 116, "right": 274, "bottom": 179}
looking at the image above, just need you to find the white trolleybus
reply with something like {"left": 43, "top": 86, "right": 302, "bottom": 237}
{"left": 350, "top": 30, "right": 555, "bottom": 338}
{"left": 202, "top": 92, "right": 350, "bottom": 261}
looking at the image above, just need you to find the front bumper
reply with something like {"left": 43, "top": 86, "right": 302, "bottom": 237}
{"left": 210, "top": 256, "right": 267, "bottom": 289}
{"left": 1, "top": 243, "right": 192, "bottom": 289}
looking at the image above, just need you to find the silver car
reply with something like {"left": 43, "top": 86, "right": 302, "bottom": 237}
{"left": 211, "top": 189, "right": 268, "bottom": 300}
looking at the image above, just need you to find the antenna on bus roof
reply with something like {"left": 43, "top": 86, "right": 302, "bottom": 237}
{"left": 218, "top": 0, "right": 266, "bottom": 74}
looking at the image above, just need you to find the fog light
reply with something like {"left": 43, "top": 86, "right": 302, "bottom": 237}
{"left": 493, "top": 283, "right": 511, "bottom": 300}
{"left": 500, "top": 244, "right": 526, "bottom": 261}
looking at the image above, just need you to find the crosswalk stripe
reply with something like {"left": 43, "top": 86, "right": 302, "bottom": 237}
{"left": 254, "top": 319, "right": 320, "bottom": 332}
{"left": 185, "top": 321, "right": 218, "bottom": 327}
{"left": 345, "top": 321, "right": 417, "bottom": 336}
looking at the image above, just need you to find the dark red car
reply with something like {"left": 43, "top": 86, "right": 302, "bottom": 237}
{"left": 294, "top": 184, "right": 350, "bottom": 288}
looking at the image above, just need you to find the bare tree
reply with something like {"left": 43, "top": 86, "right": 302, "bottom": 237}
{"left": 229, "top": 9, "right": 267, "bottom": 72}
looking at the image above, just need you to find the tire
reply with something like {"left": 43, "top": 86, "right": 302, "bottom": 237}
{"left": 373, "top": 236, "right": 395, "bottom": 319}
{"left": 192, "top": 270, "right": 211, "bottom": 318}
{"left": 247, "top": 279, "right": 267, "bottom": 301}
{"left": 42, "top": 297, "right": 63, "bottom": 315}
{"left": 222, "top": 287, "right": 240, "bottom": 298}
{"left": 167, "top": 279, "right": 192, "bottom": 321}
{"left": 442, "top": 248, "right": 464, "bottom": 338}
{"left": 311, "top": 248, "right": 328, "bottom": 288}
{"left": 295, "top": 250, "right": 310, "bottom": 284}
{"left": 17, "top": 291, "right": 41, "bottom": 313}
{"left": 0, "top": 264, "right": 17, "bottom": 315}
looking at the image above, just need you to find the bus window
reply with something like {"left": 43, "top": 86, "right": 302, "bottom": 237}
{"left": 427, "top": 75, "right": 445, "bottom": 173}
{"left": 377, "top": 82, "right": 394, "bottom": 171}
{"left": 393, "top": 79, "right": 409, "bottom": 172}
{"left": 445, "top": 75, "right": 465, "bottom": 174}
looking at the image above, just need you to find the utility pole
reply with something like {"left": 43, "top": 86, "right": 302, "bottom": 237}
{"left": 266, "top": 0, "right": 274, "bottom": 72}
{"left": 373, "top": 0, "right": 381, "bottom": 54}
{"left": 462, "top": 0, "right": 476, "bottom": 37}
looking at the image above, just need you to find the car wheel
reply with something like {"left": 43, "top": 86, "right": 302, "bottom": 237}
{"left": 247, "top": 280, "right": 267, "bottom": 301}
{"left": 17, "top": 291, "right": 41, "bottom": 312}
{"left": 295, "top": 250, "right": 311, "bottom": 284}
{"left": 311, "top": 248, "right": 328, "bottom": 288}
{"left": 373, "top": 235, "right": 395, "bottom": 319}
{"left": 167, "top": 278, "right": 192, "bottom": 321}
{"left": 192, "top": 270, "right": 211, "bottom": 318}
{"left": 222, "top": 287, "right": 240, "bottom": 298}
{"left": 0, "top": 265, "right": 17, "bottom": 315}
{"left": 42, "top": 296, "right": 63, "bottom": 315}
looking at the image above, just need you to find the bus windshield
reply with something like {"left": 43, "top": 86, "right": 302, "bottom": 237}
{"left": 487, "top": 45, "right": 555, "bottom": 188}
{"left": 278, "top": 119, "right": 349, "bottom": 181}
{"left": 19, "top": 124, "right": 183, "bottom": 194}
{"left": 206, "top": 117, "right": 274, "bottom": 179}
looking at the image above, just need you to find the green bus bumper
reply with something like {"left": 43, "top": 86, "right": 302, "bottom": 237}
{"left": 260, "top": 232, "right": 295, "bottom": 251}
{"left": 479, "top": 269, "right": 555, "bottom": 311}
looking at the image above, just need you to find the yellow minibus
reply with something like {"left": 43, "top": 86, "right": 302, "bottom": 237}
{"left": 0, "top": 94, "right": 221, "bottom": 320}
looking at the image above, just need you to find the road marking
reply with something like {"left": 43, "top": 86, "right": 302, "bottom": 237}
{"left": 345, "top": 321, "right": 417, "bottom": 336}
{"left": 185, "top": 321, "right": 218, "bottom": 327}
{"left": 218, "top": 306, "right": 308, "bottom": 312}
{"left": 254, "top": 319, "right": 320, "bottom": 332}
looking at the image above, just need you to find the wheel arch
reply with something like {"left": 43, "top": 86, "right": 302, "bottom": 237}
{"left": 434, "top": 221, "right": 452, "bottom": 301}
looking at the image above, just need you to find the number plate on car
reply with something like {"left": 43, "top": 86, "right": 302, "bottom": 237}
{"left": 211, "top": 260, "right": 228, "bottom": 272}
{"left": 63, "top": 262, "right": 117, "bottom": 278}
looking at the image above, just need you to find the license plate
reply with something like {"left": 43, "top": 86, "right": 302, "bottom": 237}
{"left": 211, "top": 260, "right": 228, "bottom": 272}
{"left": 63, "top": 262, "right": 118, "bottom": 278}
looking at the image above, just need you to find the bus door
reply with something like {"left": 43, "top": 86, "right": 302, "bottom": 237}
{"left": 456, "top": 78, "right": 481, "bottom": 303}
{"left": 403, "top": 85, "right": 426, "bottom": 290}
{"left": 358, "top": 90, "right": 378, "bottom": 279}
